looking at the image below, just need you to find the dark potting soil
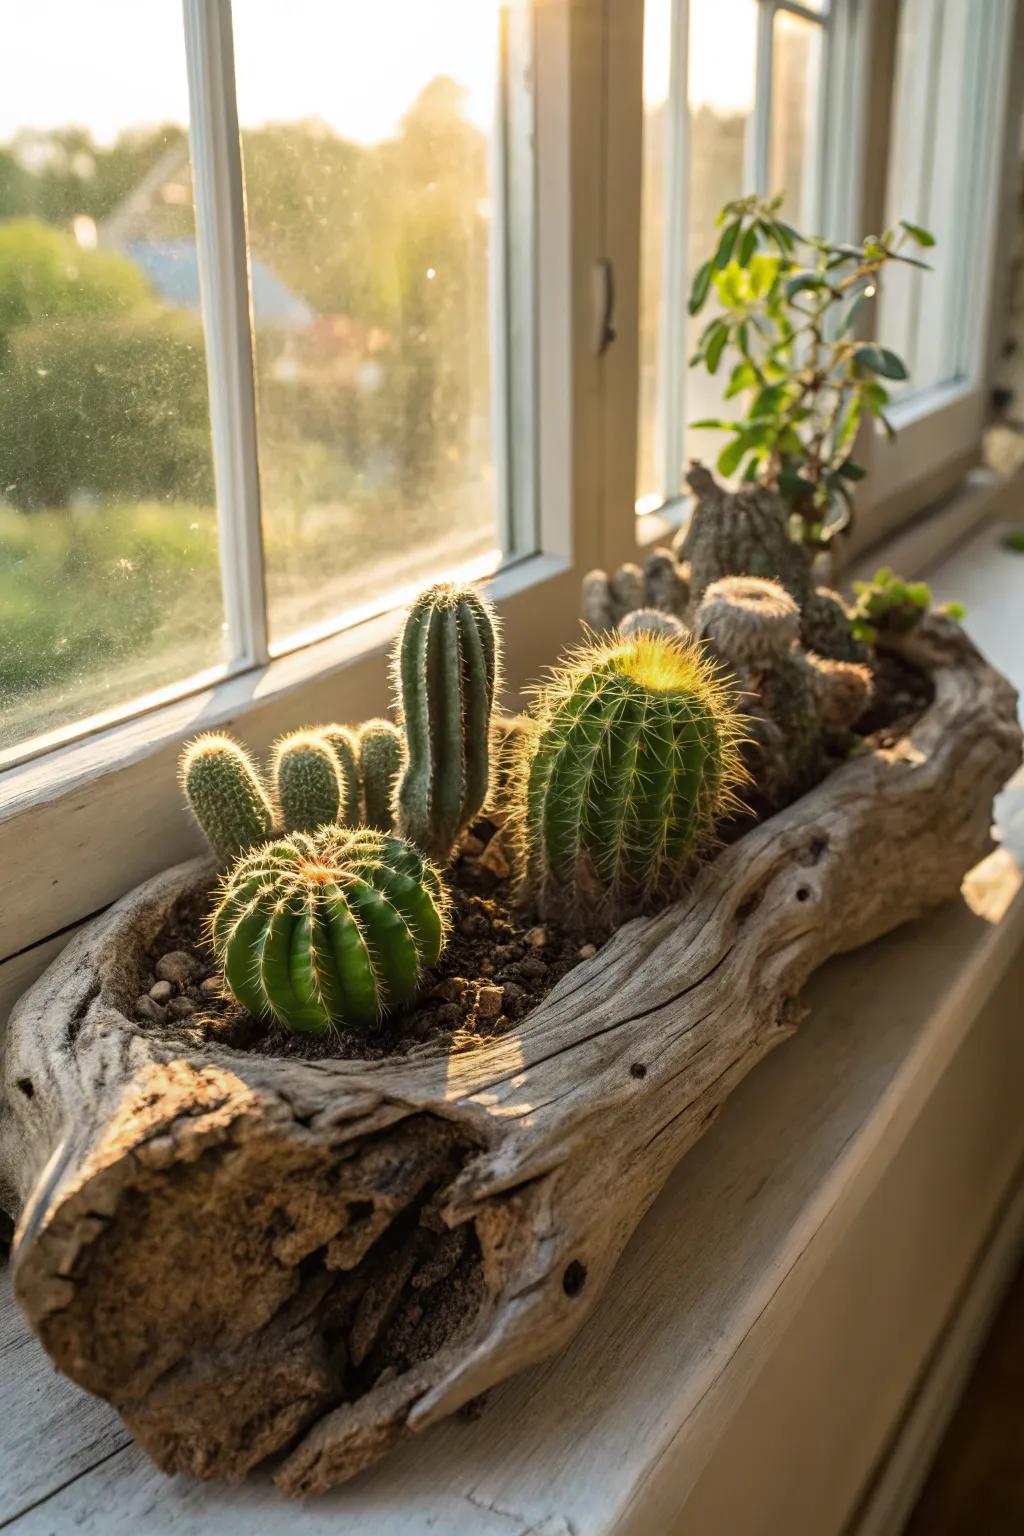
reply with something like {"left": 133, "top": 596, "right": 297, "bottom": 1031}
{"left": 858, "top": 646, "right": 935, "bottom": 743}
{"left": 132, "top": 816, "right": 597, "bottom": 1060}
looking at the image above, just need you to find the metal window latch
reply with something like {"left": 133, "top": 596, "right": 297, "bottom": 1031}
{"left": 592, "top": 258, "right": 616, "bottom": 356}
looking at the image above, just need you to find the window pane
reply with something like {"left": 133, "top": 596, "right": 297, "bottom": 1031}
{"left": 878, "top": 0, "right": 1009, "bottom": 400}
{"left": 0, "top": 2, "right": 220, "bottom": 756}
{"left": 769, "top": 10, "right": 823, "bottom": 232}
{"left": 232, "top": 0, "right": 514, "bottom": 649}
{"left": 684, "top": 0, "right": 759, "bottom": 483}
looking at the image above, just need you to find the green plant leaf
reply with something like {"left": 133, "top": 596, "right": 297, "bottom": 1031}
{"left": 706, "top": 320, "right": 729, "bottom": 374}
{"left": 739, "top": 225, "right": 759, "bottom": 265}
{"left": 785, "top": 270, "right": 829, "bottom": 299}
{"left": 717, "top": 435, "right": 750, "bottom": 477}
{"left": 749, "top": 383, "right": 787, "bottom": 419}
{"left": 724, "top": 360, "right": 759, "bottom": 398}
{"left": 900, "top": 218, "right": 936, "bottom": 248}
{"left": 714, "top": 219, "right": 741, "bottom": 270}
{"left": 942, "top": 600, "right": 967, "bottom": 620}
{"left": 689, "top": 260, "right": 713, "bottom": 315}
{"left": 891, "top": 252, "right": 933, "bottom": 271}
{"left": 689, "top": 418, "right": 740, "bottom": 430}
{"left": 836, "top": 459, "right": 867, "bottom": 481}
{"left": 854, "top": 345, "right": 909, "bottom": 381}
{"left": 748, "top": 251, "right": 780, "bottom": 298}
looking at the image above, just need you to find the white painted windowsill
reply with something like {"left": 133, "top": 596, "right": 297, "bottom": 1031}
{"left": 2, "top": 524, "right": 1023, "bottom": 1536}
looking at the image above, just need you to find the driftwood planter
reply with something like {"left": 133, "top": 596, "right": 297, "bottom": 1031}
{"left": 1, "top": 619, "right": 1019, "bottom": 1497}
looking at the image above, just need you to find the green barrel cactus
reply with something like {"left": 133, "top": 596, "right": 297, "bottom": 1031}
{"left": 210, "top": 826, "right": 450, "bottom": 1034}
{"left": 517, "top": 633, "right": 746, "bottom": 931}
{"left": 180, "top": 733, "right": 275, "bottom": 861}
{"left": 271, "top": 731, "right": 343, "bottom": 834}
{"left": 358, "top": 718, "right": 404, "bottom": 831}
{"left": 394, "top": 582, "right": 500, "bottom": 861}
{"left": 319, "top": 723, "right": 362, "bottom": 824}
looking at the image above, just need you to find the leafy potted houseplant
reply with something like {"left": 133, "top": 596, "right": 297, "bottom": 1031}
{"left": 1, "top": 209, "right": 1020, "bottom": 1500}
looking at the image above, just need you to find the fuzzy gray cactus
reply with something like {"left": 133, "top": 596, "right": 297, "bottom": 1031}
{"left": 678, "top": 464, "right": 813, "bottom": 608}
{"left": 581, "top": 547, "right": 690, "bottom": 634}
{"left": 393, "top": 582, "right": 500, "bottom": 862}
{"left": 319, "top": 723, "right": 362, "bottom": 824}
{"left": 271, "top": 731, "right": 343, "bottom": 834}
{"left": 180, "top": 734, "right": 275, "bottom": 861}
{"left": 806, "top": 654, "right": 873, "bottom": 736}
{"left": 619, "top": 607, "right": 688, "bottom": 640}
{"left": 694, "top": 576, "right": 800, "bottom": 671}
{"left": 802, "top": 586, "right": 867, "bottom": 663}
{"left": 358, "top": 718, "right": 403, "bottom": 831}
{"left": 693, "top": 576, "right": 826, "bottom": 806}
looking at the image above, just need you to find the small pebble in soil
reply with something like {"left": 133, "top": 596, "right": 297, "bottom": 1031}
{"left": 517, "top": 955, "right": 547, "bottom": 980}
{"left": 524, "top": 926, "right": 546, "bottom": 948}
{"left": 200, "top": 975, "right": 222, "bottom": 999}
{"left": 476, "top": 985, "right": 504, "bottom": 1019}
{"left": 168, "top": 996, "right": 197, "bottom": 1020}
{"left": 148, "top": 979, "right": 173, "bottom": 1004}
{"left": 578, "top": 943, "right": 597, "bottom": 960}
{"left": 135, "top": 995, "right": 167, "bottom": 1024}
{"left": 155, "top": 950, "right": 199, "bottom": 988}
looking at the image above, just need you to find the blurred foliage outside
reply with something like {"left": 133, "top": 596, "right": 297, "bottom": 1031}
{"left": 0, "top": 79, "right": 499, "bottom": 750}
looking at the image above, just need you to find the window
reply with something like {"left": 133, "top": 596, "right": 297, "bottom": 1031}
{"left": 637, "top": 0, "right": 831, "bottom": 515}
{"left": 0, "top": 2, "right": 222, "bottom": 754}
{"left": 0, "top": 0, "right": 533, "bottom": 761}
{"left": 878, "top": 0, "right": 1014, "bottom": 403}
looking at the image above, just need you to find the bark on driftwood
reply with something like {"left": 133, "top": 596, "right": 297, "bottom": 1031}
{"left": 1, "top": 619, "right": 1019, "bottom": 1496}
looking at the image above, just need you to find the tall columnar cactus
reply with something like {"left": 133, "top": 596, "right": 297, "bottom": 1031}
{"left": 210, "top": 827, "right": 450, "bottom": 1034}
{"left": 393, "top": 582, "right": 500, "bottom": 861}
{"left": 319, "top": 724, "right": 363, "bottom": 825}
{"left": 179, "top": 734, "right": 275, "bottom": 861}
{"left": 271, "top": 731, "right": 343, "bottom": 834}
{"left": 358, "top": 718, "right": 403, "bottom": 831}
{"left": 516, "top": 633, "right": 746, "bottom": 931}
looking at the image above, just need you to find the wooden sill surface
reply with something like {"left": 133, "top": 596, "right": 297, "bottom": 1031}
{"left": 2, "top": 524, "right": 1023, "bottom": 1536}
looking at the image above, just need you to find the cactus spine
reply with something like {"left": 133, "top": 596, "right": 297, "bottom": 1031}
{"left": 319, "top": 724, "right": 362, "bottom": 824}
{"left": 358, "top": 718, "right": 403, "bottom": 831}
{"left": 271, "top": 731, "right": 343, "bottom": 834}
{"left": 517, "top": 633, "right": 746, "bottom": 931}
{"left": 180, "top": 734, "right": 275, "bottom": 861}
{"left": 210, "top": 827, "right": 449, "bottom": 1034}
{"left": 394, "top": 582, "right": 499, "bottom": 861}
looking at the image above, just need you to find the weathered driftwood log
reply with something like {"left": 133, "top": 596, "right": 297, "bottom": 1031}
{"left": 1, "top": 619, "right": 1019, "bottom": 1497}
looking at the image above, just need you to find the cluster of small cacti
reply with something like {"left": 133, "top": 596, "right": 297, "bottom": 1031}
{"left": 209, "top": 826, "right": 449, "bottom": 1034}
{"left": 180, "top": 716, "right": 405, "bottom": 862}
{"left": 510, "top": 630, "right": 746, "bottom": 933}
{"left": 693, "top": 575, "right": 872, "bottom": 806}
{"left": 581, "top": 547, "right": 690, "bottom": 633}
{"left": 849, "top": 566, "right": 965, "bottom": 644}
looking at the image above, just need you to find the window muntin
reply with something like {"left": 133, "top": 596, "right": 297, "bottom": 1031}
{"left": 636, "top": 0, "right": 829, "bottom": 515}
{"left": 0, "top": 1, "right": 222, "bottom": 755}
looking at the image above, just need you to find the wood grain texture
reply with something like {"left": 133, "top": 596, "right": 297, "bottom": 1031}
{"left": 2, "top": 860, "right": 1022, "bottom": 1535}
{"left": 1, "top": 619, "right": 1019, "bottom": 1499}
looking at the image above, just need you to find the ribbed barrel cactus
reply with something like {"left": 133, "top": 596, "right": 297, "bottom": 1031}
{"left": 180, "top": 734, "right": 275, "bottom": 861}
{"left": 271, "top": 731, "right": 343, "bottom": 834}
{"left": 210, "top": 827, "right": 450, "bottom": 1034}
{"left": 516, "top": 633, "right": 746, "bottom": 931}
{"left": 358, "top": 718, "right": 404, "bottom": 831}
{"left": 394, "top": 582, "right": 500, "bottom": 861}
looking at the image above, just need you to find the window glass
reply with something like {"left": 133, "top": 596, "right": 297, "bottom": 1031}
{"left": 232, "top": 0, "right": 512, "bottom": 649}
{"left": 636, "top": 0, "right": 830, "bottom": 512}
{"left": 0, "top": 1, "right": 220, "bottom": 757}
{"left": 769, "top": 9, "right": 824, "bottom": 232}
{"left": 878, "top": 0, "right": 1009, "bottom": 401}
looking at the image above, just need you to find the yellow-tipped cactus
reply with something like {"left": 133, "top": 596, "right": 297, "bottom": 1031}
{"left": 271, "top": 731, "right": 343, "bottom": 834}
{"left": 180, "top": 734, "right": 275, "bottom": 862}
{"left": 393, "top": 582, "right": 500, "bottom": 861}
{"left": 210, "top": 827, "right": 450, "bottom": 1034}
{"left": 358, "top": 718, "right": 404, "bottom": 831}
{"left": 514, "top": 633, "right": 746, "bottom": 932}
